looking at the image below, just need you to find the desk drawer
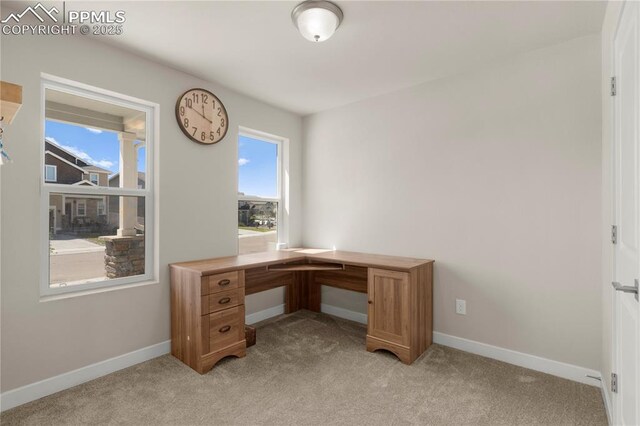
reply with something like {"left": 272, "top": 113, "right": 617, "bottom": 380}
{"left": 202, "top": 271, "right": 241, "bottom": 295}
{"left": 202, "top": 288, "right": 244, "bottom": 315}
{"left": 207, "top": 305, "right": 245, "bottom": 352}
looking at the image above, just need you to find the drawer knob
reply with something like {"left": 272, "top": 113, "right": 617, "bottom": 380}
{"left": 218, "top": 297, "right": 231, "bottom": 305}
{"left": 218, "top": 325, "right": 231, "bottom": 333}
{"left": 218, "top": 279, "right": 231, "bottom": 287}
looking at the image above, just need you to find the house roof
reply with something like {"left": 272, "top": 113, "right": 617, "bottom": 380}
{"left": 45, "top": 151, "right": 87, "bottom": 173}
{"left": 72, "top": 180, "right": 98, "bottom": 186}
{"left": 45, "top": 138, "right": 113, "bottom": 175}
{"left": 83, "top": 165, "right": 111, "bottom": 174}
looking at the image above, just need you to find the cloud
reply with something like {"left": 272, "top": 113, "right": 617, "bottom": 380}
{"left": 60, "top": 144, "right": 115, "bottom": 171}
{"left": 94, "top": 159, "right": 115, "bottom": 169}
{"left": 60, "top": 144, "right": 93, "bottom": 162}
{"left": 238, "top": 158, "right": 250, "bottom": 166}
{"left": 86, "top": 128, "right": 103, "bottom": 134}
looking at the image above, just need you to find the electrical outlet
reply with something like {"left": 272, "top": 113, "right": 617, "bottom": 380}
{"left": 455, "top": 299, "right": 466, "bottom": 315}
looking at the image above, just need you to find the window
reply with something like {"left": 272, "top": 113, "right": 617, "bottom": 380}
{"left": 97, "top": 200, "right": 105, "bottom": 216}
{"left": 45, "top": 165, "right": 57, "bottom": 182}
{"left": 76, "top": 200, "right": 86, "bottom": 216}
{"left": 41, "top": 75, "right": 156, "bottom": 296}
{"left": 237, "top": 128, "right": 287, "bottom": 254}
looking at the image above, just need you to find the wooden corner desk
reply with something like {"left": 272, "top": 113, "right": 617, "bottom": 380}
{"left": 170, "top": 249, "right": 434, "bottom": 374}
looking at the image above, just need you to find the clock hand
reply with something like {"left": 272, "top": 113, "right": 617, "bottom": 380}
{"left": 188, "top": 104, "right": 212, "bottom": 124}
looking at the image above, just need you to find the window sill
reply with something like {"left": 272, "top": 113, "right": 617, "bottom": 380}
{"left": 39, "top": 279, "right": 160, "bottom": 302}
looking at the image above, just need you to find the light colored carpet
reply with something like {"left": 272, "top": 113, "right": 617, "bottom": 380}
{"left": 1, "top": 310, "right": 607, "bottom": 425}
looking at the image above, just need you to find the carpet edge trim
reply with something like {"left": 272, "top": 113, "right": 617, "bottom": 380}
{"left": 0, "top": 340, "right": 171, "bottom": 412}
{"left": 0, "top": 304, "right": 606, "bottom": 413}
{"left": 432, "top": 331, "right": 602, "bottom": 387}
{"left": 313, "top": 304, "right": 604, "bottom": 389}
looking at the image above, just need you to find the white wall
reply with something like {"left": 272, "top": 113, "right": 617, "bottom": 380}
{"left": 302, "top": 35, "right": 602, "bottom": 370}
{"left": 0, "top": 34, "right": 301, "bottom": 392}
{"left": 600, "top": 0, "right": 625, "bottom": 412}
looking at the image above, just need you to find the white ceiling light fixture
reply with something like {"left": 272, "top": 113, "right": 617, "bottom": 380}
{"left": 291, "top": 0, "right": 343, "bottom": 42}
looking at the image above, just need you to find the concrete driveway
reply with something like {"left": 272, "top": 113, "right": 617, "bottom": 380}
{"left": 50, "top": 251, "right": 106, "bottom": 285}
{"left": 50, "top": 235, "right": 104, "bottom": 255}
{"left": 49, "top": 235, "right": 107, "bottom": 285}
{"left": 238, "top": 230, "right": 277, "bottom": 254}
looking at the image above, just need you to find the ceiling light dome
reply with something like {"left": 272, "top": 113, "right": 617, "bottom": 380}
{"left": 292, "top": 0, "right": 343, "bottom": 42}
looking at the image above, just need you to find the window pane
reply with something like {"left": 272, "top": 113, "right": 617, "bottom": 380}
{"left": 137, "top": 146, "right": 146, "bottom": 189}
{"left": 238, "top": 200, "right": 278, "bottom": 254}
{"left": 49, "top": 193, "right": 145, "bottom": 288}
{"left": 45, "top": 165, "right": 57, "bottom": 181}
{"left": 44, "top": 88, "right": 146, "bottom": 188}
{"left": 238, "top": 136, "right": 278, "bottom": 198}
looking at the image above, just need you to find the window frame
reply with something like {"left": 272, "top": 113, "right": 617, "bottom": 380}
{"left": 89, "top": 173, "right": 99, "bottom": 185}
{"left": 76, "top": 200, "right": 87, "bottom": 217}
{"left": 44, "top": 164, "right": 57, "bottom": 182}
{"left": 97, "top": 199, "right": 105, "bottom": 216}
{"left": 40, "top": 74, "right": 158, "bottom": 298}
{"left": 237, "top": 127, "right": 289, "bottom": 253}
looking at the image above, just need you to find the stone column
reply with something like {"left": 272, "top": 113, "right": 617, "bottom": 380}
{"left": 118, "top": 132, "right": 138, "bottom": 237}
{"left": 100, "top": 235, "right": 145, "bottom": 278}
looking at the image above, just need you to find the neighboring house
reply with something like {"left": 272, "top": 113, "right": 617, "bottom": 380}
{"left": 108, "top": 172, "right": 146, "bottom": 231}
{"left": 45, "top": 139, "right": 112, "bottom": 233}
{"left": 238, "top": 201, "right": 252, "bottom": 227}
{"left": 238, "top": 200, "right": 276, "bottom": 228}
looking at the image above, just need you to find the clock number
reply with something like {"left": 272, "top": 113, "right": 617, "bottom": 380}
{"left": 178, "top": 89, "right": 226, "bottom": 143}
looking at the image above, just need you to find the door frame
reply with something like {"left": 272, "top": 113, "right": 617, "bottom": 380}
{"left": 610, "top": 1, "right": 640, "bottom": 424}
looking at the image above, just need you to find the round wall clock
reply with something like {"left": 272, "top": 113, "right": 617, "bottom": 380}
{"left": 175, "top": 88, "right": 228, "bottom": 144}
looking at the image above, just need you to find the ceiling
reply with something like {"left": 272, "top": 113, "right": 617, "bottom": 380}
{"left": 4, "top": 1, "right": 607, "bottom": 115}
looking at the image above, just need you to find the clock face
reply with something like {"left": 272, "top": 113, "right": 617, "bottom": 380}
{"left": 175, "top": 88, "right": 228, "bottom": 144}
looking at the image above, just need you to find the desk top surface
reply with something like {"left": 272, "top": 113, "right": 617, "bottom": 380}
{"left": 170, "top": 249, "right": 434, "bottom": 276}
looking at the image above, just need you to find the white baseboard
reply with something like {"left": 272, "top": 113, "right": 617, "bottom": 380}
{"left": 321, "top": 303, "right": 367, "bottom": 324}
{"left": 245, "top": 304, "right": 285, "bottom": 324}
{"left": 432, "top": 332, "right": 601, "bottom": 387}
{"left": 0, "top": 340, "right": 170, "bottom": 412}
{"left": 600, "top": 382, "right": 613, "bottom": 425}
{"left": 0, "top": 304, "right": 605, "bottom": 413}
{"left": 312, "top": 304, "right": 604, "bottom": 388}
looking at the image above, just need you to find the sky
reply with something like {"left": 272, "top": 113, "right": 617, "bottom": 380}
{"left": 46, "top": 121, "right": 276, "bottom": 195}
{"left": 238, "top": 135, "right": 278, "bottom": 198}
{"left": 45, "top": 120, "right": 146, "bottom": 174}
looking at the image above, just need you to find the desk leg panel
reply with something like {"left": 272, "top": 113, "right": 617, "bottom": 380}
{"left": 286, "top": 271, "right": 320, "bottom": 314}
{"left": 285, "top": 274, "right": 301, "bottom": 314}
{"left": 306, "top": 271, "right": 320, "bottom": 312}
